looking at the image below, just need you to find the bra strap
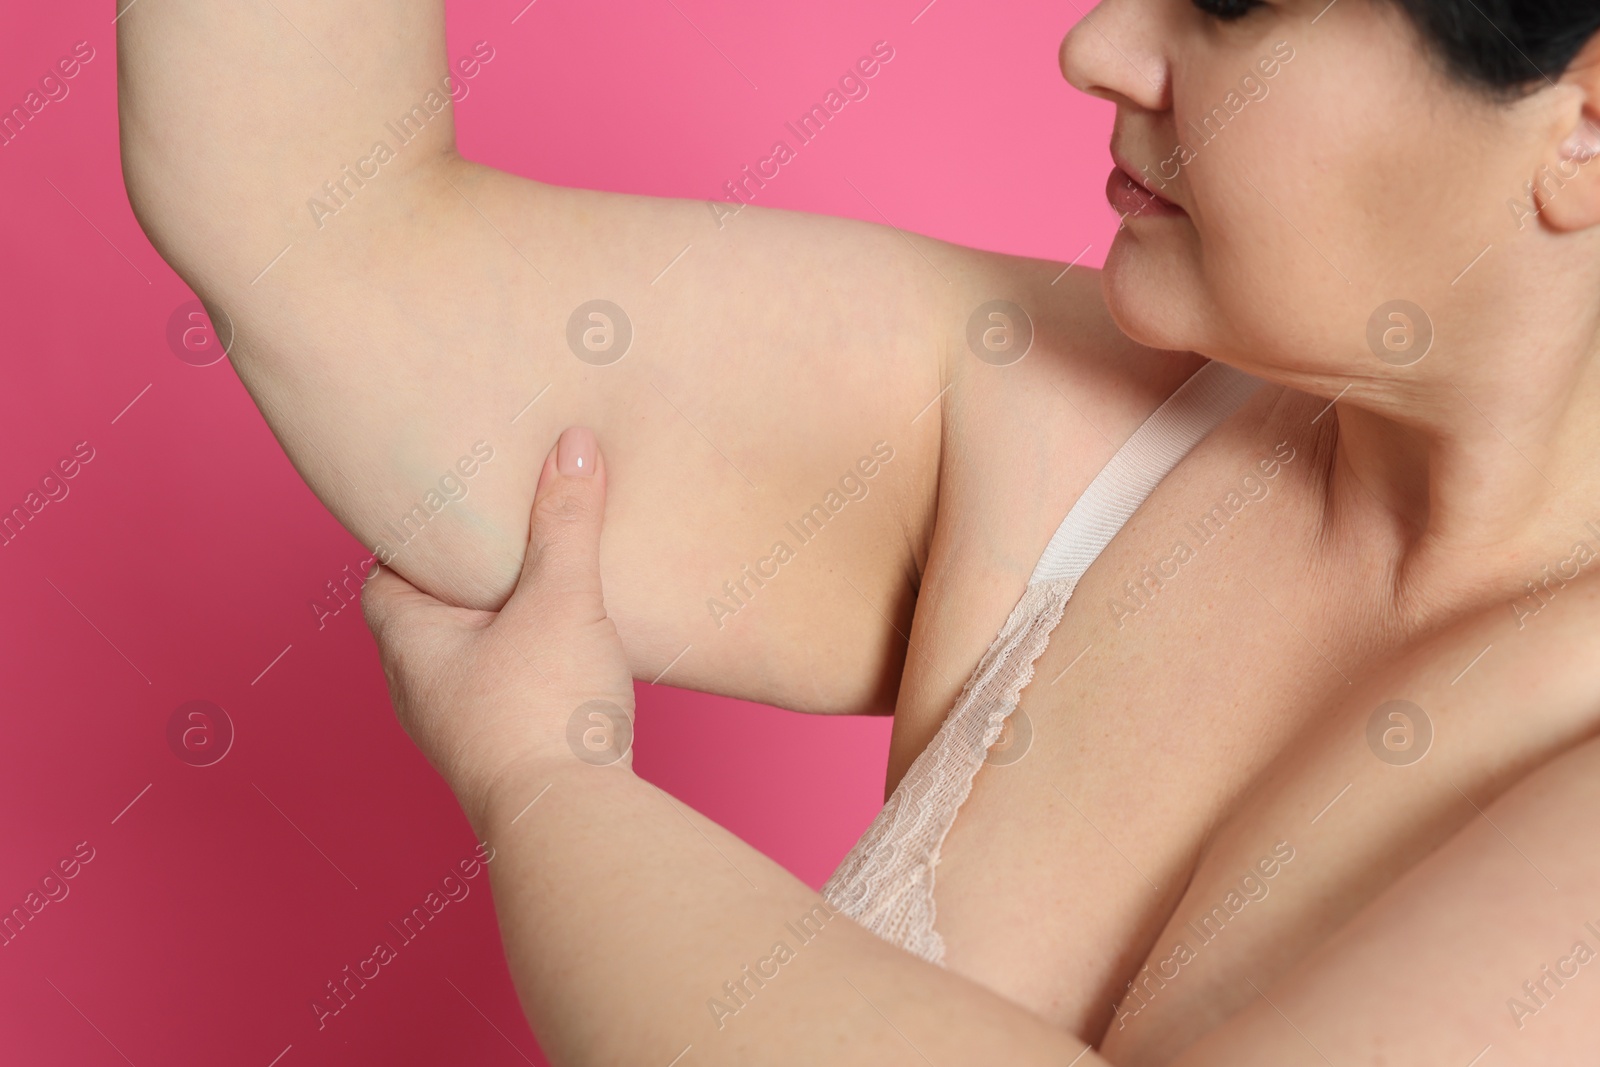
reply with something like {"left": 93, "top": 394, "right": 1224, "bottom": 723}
{"left": 1028, "top": 359, "right": 1262, "bottom": 587}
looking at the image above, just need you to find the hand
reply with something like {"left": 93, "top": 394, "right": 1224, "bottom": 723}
{"left": 361, "top": 426, "right": 636, "bottom": 828}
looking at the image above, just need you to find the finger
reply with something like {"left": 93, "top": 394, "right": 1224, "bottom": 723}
{"left": 360, "top": 562, "right": 448, "bottom": 648}
{"left": 504, "top": 425, "right": 609, "bottom": 620}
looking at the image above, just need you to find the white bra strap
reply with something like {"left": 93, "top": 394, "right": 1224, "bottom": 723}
{"left": 1028, "top": 360, "right": 1261, "bottom": 587}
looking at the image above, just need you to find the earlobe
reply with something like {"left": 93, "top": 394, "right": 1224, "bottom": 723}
{"left": 1535, "top": 36, "right": 1600, "bottom": 232}
{"left": 1561, "top": 113, "right": 1600, "bottom": 164}
{"left": 1534, "top": 107, "right": 1600, "bottom": 231}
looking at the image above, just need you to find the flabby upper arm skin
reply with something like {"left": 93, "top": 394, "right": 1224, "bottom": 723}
{"left": 117, "top": 1, "right": 968, "bottom": 715}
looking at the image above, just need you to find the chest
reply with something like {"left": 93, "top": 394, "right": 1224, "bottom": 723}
{"left": 893, "top": 426, "right": 1390, "bottom": 1038}
{"left": 892, "top": 423, "right": 1600, "bottom": 1059}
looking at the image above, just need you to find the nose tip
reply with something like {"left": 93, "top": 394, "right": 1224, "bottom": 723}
{"left": 1057, "top": 2, "right": 1169, "bottom": 110}
{"left": 1058, "top": 22, "right": 1091, "bottom": 94}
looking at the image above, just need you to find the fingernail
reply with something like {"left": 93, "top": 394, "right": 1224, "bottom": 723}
{"left": 557, "top": 425, "right": 597, "bottom": 477}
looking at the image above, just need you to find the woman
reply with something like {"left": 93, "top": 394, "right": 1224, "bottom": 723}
{"left": 120, "top": 0, "right": 1600, "bottom": 1062}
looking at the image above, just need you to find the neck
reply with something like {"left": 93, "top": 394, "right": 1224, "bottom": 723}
{"left": 1318, "top": 327, "right": 1600, "bottom": 616}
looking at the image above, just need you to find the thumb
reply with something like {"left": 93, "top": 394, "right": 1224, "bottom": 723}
{"left": 360, "top": 561, "right": 465, "bottom": 659}
{"left": 504, "top": 425, "right": 608, "bottom": 619}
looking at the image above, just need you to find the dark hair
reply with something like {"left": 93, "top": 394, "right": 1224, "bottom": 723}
{"left": 1388, "top": 0, "right": 1600, "bottom": 93}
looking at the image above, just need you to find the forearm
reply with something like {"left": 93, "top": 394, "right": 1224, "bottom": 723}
{"left": 472, "top": 761, "right": 1106, "bottom": 1066}
{"left": 465, "top": 615, "right": 1600, "bottom": 1065}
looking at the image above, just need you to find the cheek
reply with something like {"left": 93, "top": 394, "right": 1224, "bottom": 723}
{"left": 1156, "top": 46, "right": 1426, "bottom": 370}
{"left": 1186, "top": 61, "right": 1343, "bottom": 328}
{"left": 1184, "top": 124, "right": 1347, "bottom": 359}
{"left": 1102, "top": 17, "right": 1526, "bottom": 379}
{"left": 1100, "top": 58, "right": 1311, "bottom": 356}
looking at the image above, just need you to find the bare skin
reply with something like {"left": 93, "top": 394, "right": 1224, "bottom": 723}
{"left": 116, "top": 0, "right": 1196, "bottom": 719}
{"left": 361, "top": 428, "right": 1600, "bottom": 1066}
{"left": 119, "top": 0, "right": 1600, "bottom": 1062}
{"left": 932, "top": 4, "right": 1600, "bottom": 1057}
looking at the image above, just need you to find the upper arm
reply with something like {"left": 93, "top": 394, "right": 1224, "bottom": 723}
{"left": 117, "top": 1, "right": 966, "bottom": 715}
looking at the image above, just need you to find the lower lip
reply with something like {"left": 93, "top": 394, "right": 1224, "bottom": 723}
{"left": 1105, "top": 166, "right": 1184, "bottom": 219}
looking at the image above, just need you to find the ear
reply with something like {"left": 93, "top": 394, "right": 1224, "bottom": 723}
{"left": 1534, "top": 32, "right": 1600, "bottom": 232}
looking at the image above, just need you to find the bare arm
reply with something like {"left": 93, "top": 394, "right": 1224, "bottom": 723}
{"left": 479, "top": 761, "right": 1113, "bottom": 1066}
{"left": 117, "top": 0, "right": 958, "bottom": 714}
{"left": 366, "top": 429, "right": 1600, "bottom": 1066}
{"left": 487, "top": 733, "right": 1600, "bottom": 1066}
{"left": 360, "top": 433, "right": 1112, "bottom": 1065}
{"left": 452, "top": 566, "right": 1600, "bottom": 1067}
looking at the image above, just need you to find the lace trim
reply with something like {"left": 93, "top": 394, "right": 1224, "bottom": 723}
{"left": 821, "top": 362, "right": 1260, "bottom": 961}
{"left": 821, "top": 576, "right": 1076, "bottom": 963}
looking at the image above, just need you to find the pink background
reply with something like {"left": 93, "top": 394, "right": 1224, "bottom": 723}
{"left": 0, "top": 2, "right": 1114, "bottom": 1063}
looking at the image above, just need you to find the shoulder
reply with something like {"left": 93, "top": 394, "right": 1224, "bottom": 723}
{"left": 927, "top": 256, "right": 1205, "bottom": 578}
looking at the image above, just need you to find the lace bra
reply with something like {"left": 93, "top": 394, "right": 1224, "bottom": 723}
{"left": 821, "top": 359, "right": 1262, "bottom": 963}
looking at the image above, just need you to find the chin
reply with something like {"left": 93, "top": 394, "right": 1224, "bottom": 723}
{"left": 1100, "top": 226, "right": 1209, "bottom": 355}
